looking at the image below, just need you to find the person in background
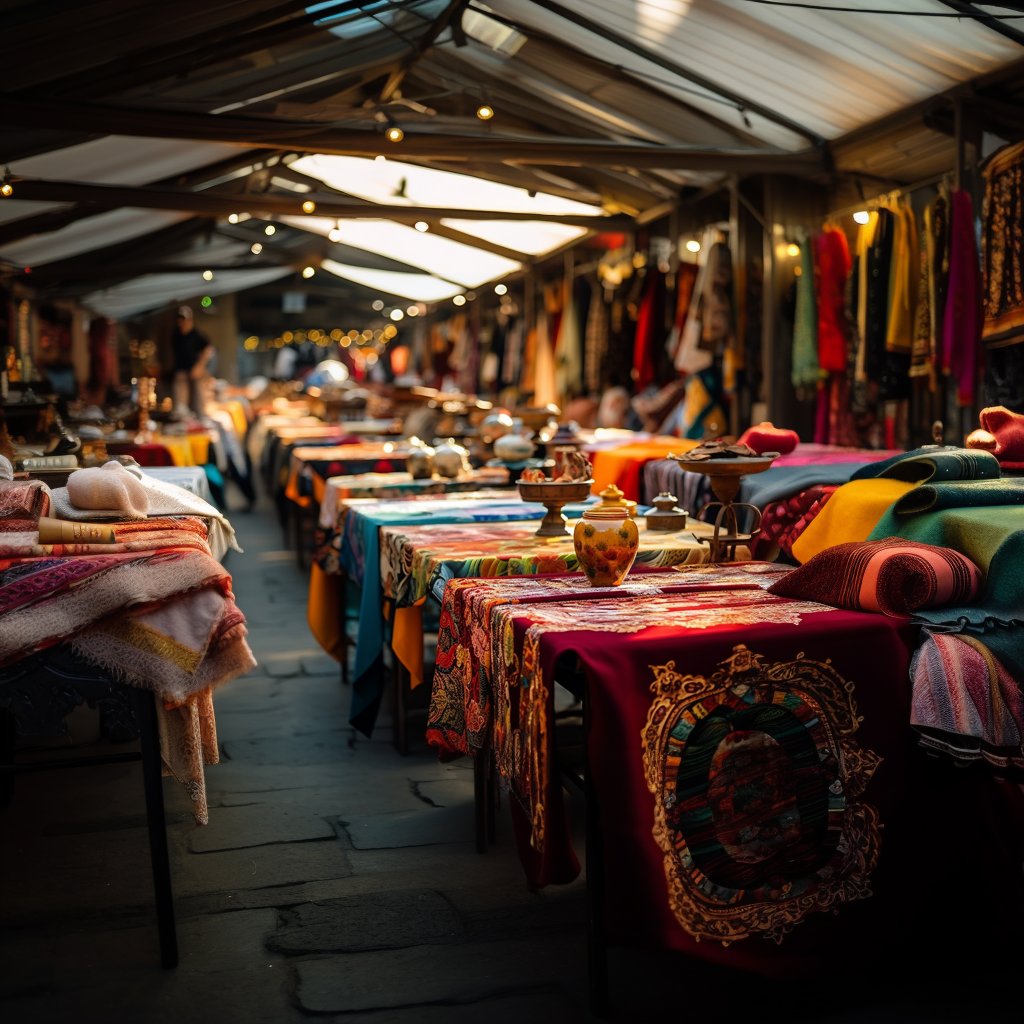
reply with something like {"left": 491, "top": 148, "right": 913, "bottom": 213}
{"left": 171, "top": 305, "right": 214, "bottom": 415}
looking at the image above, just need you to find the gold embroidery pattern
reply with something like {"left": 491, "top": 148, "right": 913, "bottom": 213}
{"left": 642, "top": 645, "right": 882, "bottom": 945}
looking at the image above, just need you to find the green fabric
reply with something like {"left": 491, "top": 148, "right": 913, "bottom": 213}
{"left": 851, "top": 447, "right": 1000, "bottom": 484}
{"left": 889, "top": 477, "right": 1024, "bottom": 517}
{"left": 868, "top": 506, "right": 1024, "bottom": 678}
{"left": 790, "top": 240, "right": 818, "bottom": 390}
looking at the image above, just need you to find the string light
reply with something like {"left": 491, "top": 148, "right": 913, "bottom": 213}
{"left": 785, "top": 243, "right": 800, "bottom": 257}
{"left": 250, "top": 242, "right": 263, "bottom": 255}
{"left": 406, "top": 305, "right": 419, "bottom": 317}
{"left": 371, "top": 299, "right": 385, "bottom": 311}
{"left": 301, "top": 199, "right": 316, "bottom": 214}
{"left": 452, "top": 294, "right": 466, "bottom": 307}
{"left": 385, "top": 119, "right": 404, "bottom": 143}
{"left": 202, "top": 269, "right": 215, "bottom": 281}
{"left": 476, "top": 103, "right": 494, "bottom": 121}
{"left": 228, "top": 213, "right": 240, "bottom": 223}
{"left": 389, "top": 309, "right": 405, "bottom": 321}
{"left": 685, "top": 239, "right": 701, "bottom": 253}
{"left": 1, "top": 168, "right": 13, "bottom": 198}
{"left": 328, "top": 221, "right": 343, "bottom": 242}
{"left": 853, "top": 210, "right": 870, "bottom": 224}
{"left": 302, "top": 266, "right": 315, "bottom": 279}
{"left": 414, "top": 221, "right": 429, "bottom": 232}
{"left": 264, "top": 224, "right": 276, "bottom": 236}
{"left": 494, "top": 283, "right": 508, "bottom": 295}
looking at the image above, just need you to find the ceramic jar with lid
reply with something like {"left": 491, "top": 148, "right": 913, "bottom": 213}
{"left": 573, "top": 506, "right": 639, "bottom": 586}
{"left": 406, "top": 437, "right": 436, "bottom": 479}
{"left": 645, "top": 492, "right": 688, "bottom": 531}
{"left": 433, "top": 438, "right": 470, "bottom": 478}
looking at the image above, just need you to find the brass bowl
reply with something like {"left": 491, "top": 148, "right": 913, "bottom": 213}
{"left": 517, "top": 479, "right": 593, "bottom": 537}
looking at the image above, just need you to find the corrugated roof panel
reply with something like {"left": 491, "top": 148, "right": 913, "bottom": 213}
{"left": 83, "top": 267, "right": 292, "bottom": 319}
{"left": 488, "top": 0, "right": 1023, "bottom": 147}
{"left": 0, "top": 209, "right": 192, "bottom": 266}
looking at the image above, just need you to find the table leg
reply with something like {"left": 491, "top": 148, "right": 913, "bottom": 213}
{"left": 584, "top": 690, "right": 609, "bottom": 1017}
{"left": 0, "top": 706, "right": 14, "bottom": 808}
{"left": 134, "top": 690, "right": 179, "bottom": 969}
{"left": 393, "top": 658, "right": 409, "bottom": 757}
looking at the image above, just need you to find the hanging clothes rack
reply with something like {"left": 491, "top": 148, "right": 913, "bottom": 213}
{"left": 824, "top": 171, "right": 952, "bottom": 223}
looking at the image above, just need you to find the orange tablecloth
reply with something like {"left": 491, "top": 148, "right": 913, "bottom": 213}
{"left": 590, "top": 437, "right": 695, "bottom": 500}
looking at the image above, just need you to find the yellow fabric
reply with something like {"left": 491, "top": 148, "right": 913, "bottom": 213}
{"left": 151, "top": 433, "right": 211, "bottom": 467}
{"left": 391, "top": 600, "right": 426, "bottom": 689}
{"left": 210, "top": 399, "right": 248, "bottom": 439}
{"left": 307, "top": 563, "right": 346, "bottom": 661}
{"left": 854, "top": 212, "right": 878, "bottom": 382}
{"left": 885, "top": 201, "right": 919, "bottom": 354}
{"left": 791, "top": 478, "right": 916, "bottom": 563}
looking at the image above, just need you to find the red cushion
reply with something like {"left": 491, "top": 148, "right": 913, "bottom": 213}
{"left": 767, "top": 538, "right": 982, "bottom": 617}
{"left": 738, "top": 421, "right": 799, "bottom": 456}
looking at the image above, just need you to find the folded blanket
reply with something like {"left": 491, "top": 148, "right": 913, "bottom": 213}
{"left": 51, "top": 461, "right": 240, "bottom": 559}
{"left": 885, "top": 478, "right": 1024, "bottom": 518}
{"left": 850, "top": 446, "right": 1001, "bottom": 484}
{"left": 0, "top": 476, "right": 51, "bottom": 532}
{"left": 910, "top": 631, "right": 1024, "bottom": 774}
{"left": 768, "top": 538, "right": 982, "bottom": 616}
{"left": 790, "top": 478, "right": 915, "bottom": 563}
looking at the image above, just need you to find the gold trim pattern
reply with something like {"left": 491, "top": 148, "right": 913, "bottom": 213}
{"left": 642, "top": 644, "right": 882, "bottom": 945}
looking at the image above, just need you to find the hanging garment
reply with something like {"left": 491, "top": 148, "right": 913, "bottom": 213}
{"left": 665, "top": 262, "right": 699, "bottom": 370}
{"left": 910, "top": 218, "right": 933, "bottom": 381}
{"left": 632, "top": 269, "right": 666, "bottom": 391}
{"left": 584, "top": 279, "right": 609, "bottom": 395}
{"left": 942, "top": 189, "right": 982, "bottom": 407}
{"left": 864, "top": 208, "right": 894, "bottom": 379}
{"left": 791, "top": 236, "right": 819, "bottom": 393}
{"left": 885, "top": 201, "right": 919, "bottom": 355}
{"left": 532, "top": 307, "right": 558, "bottom": 408}
{"left": 554, "top": 275, "right": 583, "bottom": 401}
{"left": 854, "top": 212, "right": 878, "bottom": 382}
{"left": 981, "top": 139, "right": 1024, "bottom": 350}
{"left": 924, "top": 192, "right": 950, "bottom": 373}
{"left": 815, "top": 226, "right": 852, "bottom": 373}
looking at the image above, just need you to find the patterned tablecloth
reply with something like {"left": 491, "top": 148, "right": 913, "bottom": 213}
{"left": 284, "top": 443, "right": 409, "bottom": 507}
{"left": 317, "top": 469, "right": 511, "bottom": 530}
{"left": 423, "top": 565, "right": 1020, "bottom": 974}
{"left": 308, "top": 492, "right": 594, "bottom": 735}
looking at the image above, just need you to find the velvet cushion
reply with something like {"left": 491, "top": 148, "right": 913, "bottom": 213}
{"left": 737, "top": 421, "right": 799, "bottom": 456}
{"left": 968, "top": 406, "right": 1024, "bottom": 470}
{"left": 768, "top": 538, "right": 982, "bottom": 616}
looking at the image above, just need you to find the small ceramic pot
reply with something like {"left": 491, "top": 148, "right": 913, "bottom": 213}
{"left": 493, "top": 425, "right": 535, "bottom": 462}
{"left": 573, "top": 507, "right": 639, "bottom": 586}
{"left": 433, "top": 438, "right": 470, "bottom": 478}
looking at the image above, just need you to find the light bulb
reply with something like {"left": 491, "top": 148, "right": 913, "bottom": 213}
{"left": 389, "top": 309, "right": 404, "bottom": 321}
{"left": 385, "top": 125, "right": 404, "bottom": 143}
{"left": 1, "top": 182, "right": 13, "bottom": 198}
{"left": 264, "top": 224, "right": 276, "bottom": 236}
{"left": 406, "top": 305, "right": 419, "bottom": 317}
{"left": 494, "top": 283, "right": 508, "bottom": 296}
{"left": 414, "top": 221, "right": 429, "bottom": 232}
{"left": 452, "top": 294, "right": 466, "bottom": 307}
{"left": 328, "top": 223, "right": 342, "bottom": 242}
{"left": 250, "top": 242, "right": 263, "bottom": 255}
{"left": 301, "top": 200, "right": 316, "bottom": 214}
{"left": 302, "top": 266, "right": 315, "bottom": 279}
{"left": 227, "top": 213, "right": 239, "bottom": 223}
{"left": 685, "top": 239, "right": 701, "bottom": 254}
{"left": 785, "top": 243, "right": 800, "bottom": 258}
{"left": 853, "top": 210, "right": 870, "bottom": 225}
{"left": 202, "top": 269, "right": 214, "bottom": 281}
{"left": 476, "top": 103, "right": 494, "bottom": 121}
{"left": 371, "top": 299, "right": 385, "bottom": 311}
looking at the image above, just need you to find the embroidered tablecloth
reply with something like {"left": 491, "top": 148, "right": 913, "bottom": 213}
{"left": 423, "top": 565, "right": 1017, "bottom": 973}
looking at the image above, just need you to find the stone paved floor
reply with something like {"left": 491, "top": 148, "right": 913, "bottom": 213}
{"left": 1, "top": 496, "right": 1020, "bottom": 1022}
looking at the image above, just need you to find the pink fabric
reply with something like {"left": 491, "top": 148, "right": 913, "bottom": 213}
{"left": 941, "top": 189, "right": 982, "bottom": 406}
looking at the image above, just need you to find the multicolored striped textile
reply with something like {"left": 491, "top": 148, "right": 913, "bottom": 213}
{"left": 910, "top": 631, "right": 1024, "bottom": 774}
{"left": 768, "top": 538, "right": 982, "bottom": 616}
